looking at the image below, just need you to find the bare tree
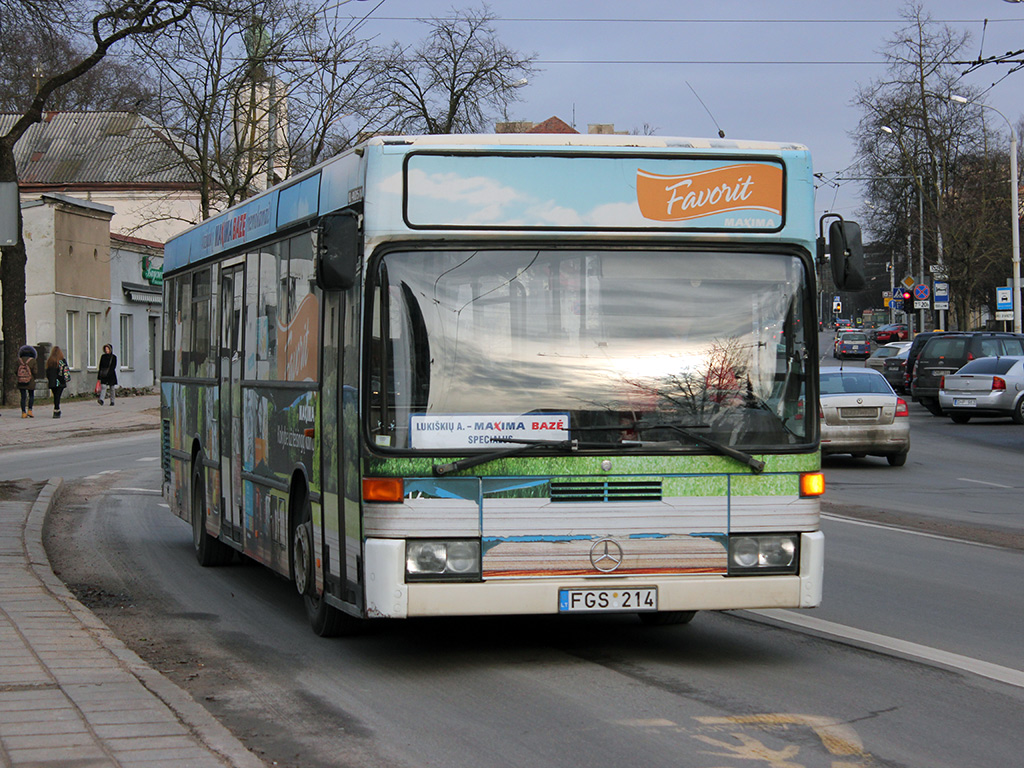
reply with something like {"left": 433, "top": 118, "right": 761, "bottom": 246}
{"left": 851, "top": 1, "right": 1011, "bottom": 329}
{"left": 138, "top": 0, "right": 379, "bottom": 219}
{"left": 371, "top": 5, "right": 537, "bottom": 135}
{"left": 0, "top": 26, "right": 156, "bottom": 112}
{"left": 1, "top": 0, "right": 200, "bottom": 404}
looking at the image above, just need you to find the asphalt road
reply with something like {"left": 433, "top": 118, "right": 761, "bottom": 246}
{"left": 37, "top": 425, "right": 1024, "bottom": 768}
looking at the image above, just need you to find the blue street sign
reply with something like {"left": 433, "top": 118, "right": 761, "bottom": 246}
{"left": 996, "top": 287, "right": 1012, "bottom": 311}
{"left": 914, "top": 284, "right": 930, "bottom": 301}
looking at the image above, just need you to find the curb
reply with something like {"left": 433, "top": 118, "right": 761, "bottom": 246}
{"left": 28, "top": 478, "right": 266, "bottom": 768}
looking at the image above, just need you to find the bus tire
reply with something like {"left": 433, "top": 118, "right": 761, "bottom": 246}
{"left": 292, "top": 493, "right": 359, "bottom": 638}
{"left": 191, "top": 463, "right": 233, "bottom": 567}
{"left": 638, "top": 611, "right": 696, "bottom": 626}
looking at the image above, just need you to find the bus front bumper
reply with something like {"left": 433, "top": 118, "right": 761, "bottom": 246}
{"left": 364, "top": 531, "right": 823, "bottom": 618}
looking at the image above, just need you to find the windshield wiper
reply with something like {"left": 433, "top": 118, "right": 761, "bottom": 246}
{"left": 432, "top": 438, "right": 582, "bottom": 477}
{"left": 633, "top": 421, "right": 766, "bottom": 474}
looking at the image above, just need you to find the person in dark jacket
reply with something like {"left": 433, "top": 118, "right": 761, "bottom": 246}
{"left": 17, "top": 344, "right": 37, "bottom": 418}
{"left": 97, "top": 343, "right": 118, "bottom": 406}
{"left": 46, "top": 346, "right": 71, "bottom": 418}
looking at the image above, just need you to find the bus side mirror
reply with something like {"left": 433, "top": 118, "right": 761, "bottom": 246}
{"left": 318, "top": 210, "right": 360, "bottom": 290}
{"left": 828, "top": 220, "right": 865, "bottom": 291}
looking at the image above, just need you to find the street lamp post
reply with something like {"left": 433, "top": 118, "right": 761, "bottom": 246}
{"left": 950, "top": 94, "right": 1022, "bottom": 334}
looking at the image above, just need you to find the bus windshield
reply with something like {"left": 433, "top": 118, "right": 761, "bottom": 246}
{"left": 369, "top": 248, "right": 811, "bottom": 452}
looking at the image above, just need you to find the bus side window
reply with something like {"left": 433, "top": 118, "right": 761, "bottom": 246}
{"left": 256, "top": 244, "right": 282, "bottom": 380}
{"left": 162, "top": 277, "right": 177, "bottom": 378}
{"left": 191, "top": 267, "right": 214, "bottom": 378}
{"left": 244, "top": 252, "right": 259, "bottom": 380}
{"left": 283, "top": 232, "right": 319, "bottom": 382}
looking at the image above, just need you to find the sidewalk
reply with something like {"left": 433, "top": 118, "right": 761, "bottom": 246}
{"left": 0, "top": 479, "right": 266, "bottom": 768}
{"left": 0, "top": 392, "right": 161, "bottom": 449}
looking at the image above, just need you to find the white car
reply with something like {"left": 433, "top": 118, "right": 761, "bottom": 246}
{"left": 938, "top": 356, "right": 1024, "bottom": 424}
{"left": 819, "top": 367, "right": 910, "bottom": 466}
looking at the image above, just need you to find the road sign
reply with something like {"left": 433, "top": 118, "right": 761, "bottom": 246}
{"left": 890, "top": 299, "right": 903, "bottom": 311}
{"left": 914, "top": 284, "right": 930, "bottom": 301}
{"left": 930, "top": 264, "right": 948, "bottom": 279}
{"left": 914, "top": 300, "right": 930, "bottom": 309}
{"left": 933, "top": 281, "right": 949, "bottom": 311}
{"left": 996, "top": 286, "right": 1013, "bottom": 311}
{"left": 902, "top": 275, "right": 915, "bottom": 289}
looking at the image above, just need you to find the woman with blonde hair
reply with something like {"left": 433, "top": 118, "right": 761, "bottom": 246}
{"left": 46, "top": 346, "right": 71, "bottom": 418}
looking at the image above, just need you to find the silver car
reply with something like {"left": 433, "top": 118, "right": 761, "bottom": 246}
{"left": 819, "top": 367, "right": 910, "bottom": 466}
{"left": 938, "top": 356, "right": 1024, "bottom": 424}
{"left": 866, "top": 341, "right": 911, "bottom": 373}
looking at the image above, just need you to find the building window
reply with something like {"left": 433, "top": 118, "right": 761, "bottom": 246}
{"left": 87, "top": 312, "right": 100, "bottom": 369}
{"left": 66, "top": 311, "right": 78, "bottom": 368}
{"left": 120, "top": 314, "right": 134, "bottom": 369}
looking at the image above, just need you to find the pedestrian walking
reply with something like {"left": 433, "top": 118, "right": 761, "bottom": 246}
{"left": 17, "top": 344, "right": 37, "bottom": 418}
{"left": 97, "top": 343, "right": 118, "bottom": 406}
{"left": 46, "top": 346, "right": 71, "bottom": 418}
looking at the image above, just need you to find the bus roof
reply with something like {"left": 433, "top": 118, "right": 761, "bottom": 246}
{"left": 363, "top": 133, "right": 809, "bottom": 153}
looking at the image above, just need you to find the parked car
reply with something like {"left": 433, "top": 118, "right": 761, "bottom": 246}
{"left": 938, "top": 356, "right": 1024, "bottom": 424}
{"left": 882, "top": 345, "right": 912, "bottom": 393}
{"left": 866, "top": 341, "right": 911, "bottom": 372}
{"left": 902, "top": 330, "right": 950, "bottom": 399}
{"left": 874, "top": 323, "right": 908, "bottom": 343}
{"left": 911, "top": 332, "right": 1024, "bottom": 415}
{"left": 819, "top": 367, "right": 910, "bottom": 466}
{"left": 834, "top": 330, "right": 870, "bottom": 359}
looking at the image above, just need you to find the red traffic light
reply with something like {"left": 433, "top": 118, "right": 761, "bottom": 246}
{"left": 901, "top": 291, "right": 912, "bottom": 302}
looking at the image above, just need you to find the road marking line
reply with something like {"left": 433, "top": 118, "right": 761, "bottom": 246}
{"left": 749, "top": 609, "right": 1024, "bottom": 689}
{"left": 821, "top": 514, "right": 1005, "bottom": 550}
{"left": 135, "top": 457, "right": 160, "bottom": 463}
{"left": 956, "top": 477, "right": 1014, "bottom": 489}
{"left": 112, "top": 488, "right": 162, "bottom": 495}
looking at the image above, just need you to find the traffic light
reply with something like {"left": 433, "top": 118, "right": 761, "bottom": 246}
{"left": 901, "top": 290, "right": 912, "bottom": 304}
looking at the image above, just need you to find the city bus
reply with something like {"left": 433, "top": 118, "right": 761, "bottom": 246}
{"left": 160, "top": 134, "right": 863, "bottom": 636}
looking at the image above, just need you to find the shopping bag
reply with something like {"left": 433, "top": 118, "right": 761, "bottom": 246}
{"left": 94, "top": 380, "right": 102, "bottom": 395}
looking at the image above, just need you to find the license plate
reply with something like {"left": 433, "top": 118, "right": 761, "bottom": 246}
{"left": 558, "top": 587, "right": 657, "bottom": 613}
{"left": 953, "top": 398, "right": 976, "bottom": 408}
{"left": 841, "top": 407, "right": 877, "bottom": 418}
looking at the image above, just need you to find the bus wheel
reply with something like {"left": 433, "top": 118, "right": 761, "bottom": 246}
{"left": 191, "top": 463, "right": 233, "bottom": 567}
{"left": 638, "top": 611, "right": 696, "bottom": 626}
{"left": 292, "top": 495, "right": 358, "bottom": 638}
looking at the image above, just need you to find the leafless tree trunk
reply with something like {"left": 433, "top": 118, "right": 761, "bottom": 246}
{"left": 0, "top": 0, "right": 198, "bottom": 404}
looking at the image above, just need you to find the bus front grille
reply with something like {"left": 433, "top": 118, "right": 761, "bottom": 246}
{"left": 549, "top": 480, "right": 662, "bottom": 503}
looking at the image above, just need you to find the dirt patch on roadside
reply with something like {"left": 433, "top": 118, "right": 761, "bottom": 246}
{"left": 0, "top": 479, "right": 44, "bottom": 502}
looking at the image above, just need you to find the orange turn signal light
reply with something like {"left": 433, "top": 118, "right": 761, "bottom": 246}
{"left": 800, "top": 472, "right": 825, "bottom": 497}
{"left": 362, "top": 477, "right": 404, "bottom": 502}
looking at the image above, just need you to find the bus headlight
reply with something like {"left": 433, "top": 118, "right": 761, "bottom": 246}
{"left": 406, "top": 539, "right": 482, "bottom": 581}
{"left": 728, "top": 535, "right": 798, "bottom": 575}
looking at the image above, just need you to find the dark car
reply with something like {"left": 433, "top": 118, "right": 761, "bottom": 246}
{"left": 874, "top": 323, "right": 908, "bottom": 343}
{"left": 902, "top": 331, "right": 950, "bottom": 399}
{"left": 911, "top": 332, "right": 1024, "bottom": 415}
{"left": 882, "top": 345, "right": 912, "bottom": 393}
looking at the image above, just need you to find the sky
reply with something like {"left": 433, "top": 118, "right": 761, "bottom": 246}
{"left": 347, "top": 0, "right": 1024, "bottom": 233}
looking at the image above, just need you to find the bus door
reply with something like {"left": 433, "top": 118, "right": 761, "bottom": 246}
{"left": 219, "top": 264, "right": 244, "bottom": 543}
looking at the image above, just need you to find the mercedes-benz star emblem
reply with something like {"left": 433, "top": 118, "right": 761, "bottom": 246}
{"left": 589, "top": 538, "right": 624, "bottom": 572}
